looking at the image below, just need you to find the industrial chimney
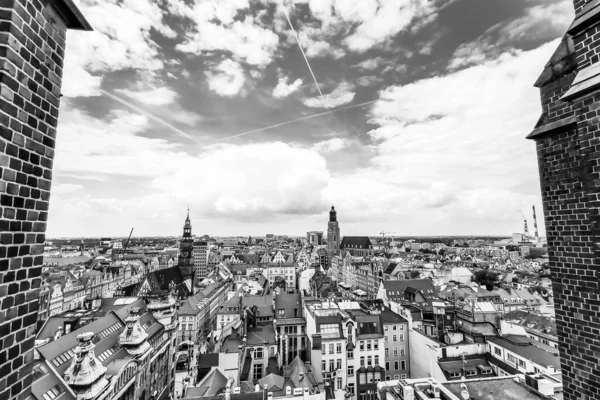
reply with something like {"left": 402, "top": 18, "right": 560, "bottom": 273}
{"left": 533, "top": 206, "right": 539, "bottom": 242}
{"left": 524, "top": 219, "right": 529, "bottom": 236}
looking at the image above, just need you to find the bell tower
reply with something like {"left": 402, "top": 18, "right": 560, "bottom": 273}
{"left": 327, "top": 206, "right": 340, "bottom": 261}
{"left": 178, "top": 207, "right": 194, "bottom": 280}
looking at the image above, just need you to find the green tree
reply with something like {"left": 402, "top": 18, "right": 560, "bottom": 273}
{"left": 471, "top": 270, "right": 500, "bottom": 291}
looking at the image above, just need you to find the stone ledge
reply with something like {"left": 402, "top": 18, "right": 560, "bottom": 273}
{"left": 568, "top": 0, "right": 600, "bottom": 36}
{"left": 561, "top": 61, "right": 600, "bottom": 101}
{"left": 48, "top": 0, "right": 93, "bottom": 31}
{"left": 526, "top": 115, "right": 578, "bottom": 140}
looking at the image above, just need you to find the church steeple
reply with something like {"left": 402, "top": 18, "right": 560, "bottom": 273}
{"left": 182, "top": 207, "right": 192, "bottom": 241}
{"left": 329, "top": 206, "right": 337, "bottom": 222}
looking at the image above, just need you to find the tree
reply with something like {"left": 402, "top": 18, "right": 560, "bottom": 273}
{"left": 471, "top": 270, "right": 500, "bottom": 291}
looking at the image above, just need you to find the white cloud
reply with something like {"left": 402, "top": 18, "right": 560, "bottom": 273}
{"left": 272, "top": 75, "right": 303, "bottom": 98}
{"left": 52, "top": 184, "right": 84, "bottom": 194}
{"left": 205, "top": 59, "right": 247, "bottom": 97}
{"left": 449, "top": 1, "right": 572, "bottom": 70}
{"left": 302, "top": 82, "right": 356, "bottom": 108}
{"left": 116, "top": 86, "right": 179, "bottom": 106}
{"left": 170, "top": 0, "right": 279, "bottom": 66}
{"left": 63, "top": 0, "right": 174, "bottom": 98}
{"left": 312, "top": 138, "right": 351, "bottom": 153}
{"left": 356, "top": 75, "right": 383, "bottom": 87}
{"left": 331, "top": 40, "right": 561, "bottom": 234}
{"left": 354, "top": 57, "right": 384, "bottom": 70}
{"left": 342, "top": 0, "right": 445, "bottom": 52}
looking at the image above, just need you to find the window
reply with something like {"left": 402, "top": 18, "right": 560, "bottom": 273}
{"left": 329, "top": 344, "right": 334, "bottom": 354}
{"left": 253, "top": 364, "right": 263, "bottom": 381}
{"left": 393, "top": 347, "right": 398, "bottom": 356}
{"left": 374, "top": 341, "right": 379, "bottom": 350}
{"left": 394, "top": 361, "right": 399, "bottom": 370}
{"left": 385, "top": 376, "right": 391, "bottom": 381}
{"left": 322, "top": 346, "right": 326, "bottom": 355}
{"left": 359, "top": 373, "right": 366, "bottom": 384}
{"left": 42, "top": 385, "right": 65, "bottom": 400}
{"left": 367, "top": 372, "right": 373, "bottom": 383}
{"left": 384, "top": 336, "right": 388, "bottom": 343}
{"left": 322, "top": 360, "right": 326, "bottom": 372}
{"left": 348, "top": 365, "right": 354, "bottom": 376}
{"left": 517, "top": 359, "right": 526, "bottom": 369}
{"left": 367, "top": 356, "right": 372, "bottom": 367}
{"left": 278, "top": 309, "right": 285, "bottom": 317}
{"left": 394, "top": 374, "right": 399, "bottom": 380}
{"left": 385, "top": 362, "right": 390, "bottom": 371}
{"left": 367, "top": 340, "right": 372, "bottom": 351}
{"left": 330, "top": 359, "right": 335, "bottom": 372}
{"left": 399, "top": 325, "right": 404, "bottom": 330}
{"left": 400, "top": 346, "right": 405, "bottom": 356}
{"left": 507, "top": 353, "right": 516, "bottom": 364}
{"left": 393, "top": 325, "right": 397, "bottom": 331}
{"left": 384, "top": 325, "right": 388, "bottom": 332}
{"left": 347, "top": 350, "right": 354, "bottom": 360}
{"left": 401, "top": 360, "right": 406, "bottom": 370}
{"left": 360, "top": 356, "right": 365, "bottom": 366}
{"left": 348, "top": 383, "right": 355, "bottom": 395}
{"left": 392, "top": 335, "right": 397, "bottom": 342}
{"left": 321, "top": 324, "right": 340, "bottom": 339}
{"left": 399, "top": 334, "right": 404, "bottom": 341}
{"left": 374, "top": 355, "right": 379, "bottom": 366}
{"left": 400, "top": 374, "right": 407, "bottom": 379}
{"left": 254, "top": 348, "right": 263, "bottom": 359}
{"left": 385, "top": 347, "right": 389, "bottom": 356}
{"left": 337, "top": 377, "right": 343, "bottom": 390}
{"left": 466, "top": 370, "right": 476, "bottom": 376}
{"left": 337, "top": 359, "right": 342, "bottom": 370}
{"left": 494, "top": 346, "right": 501, "bottom": 356}
{"left": 374, "top": 372, "right": 381, "bottom": 383}
{"left": 337, "top": 343, "right": 342, "bottom": 353}
{"left": 359, "top": 341, "right": 364, "bottom": 351}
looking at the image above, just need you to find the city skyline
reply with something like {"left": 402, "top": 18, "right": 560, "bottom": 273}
{"left": 46, "top": 0, "right": 572, "bottom": 237}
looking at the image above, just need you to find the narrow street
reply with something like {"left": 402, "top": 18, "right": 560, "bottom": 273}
{"left": 173, "top": 342, "right": 200, "bottom": 399}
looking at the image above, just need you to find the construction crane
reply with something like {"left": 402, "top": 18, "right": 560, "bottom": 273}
{"left": 124, "top": 228, "right": 134, "bottom": 251}
{"left": 118, "top": 228, "right": 134, "bottom": 260}
{"left": 380, "top": 231, "right": 397, "bottom": 241}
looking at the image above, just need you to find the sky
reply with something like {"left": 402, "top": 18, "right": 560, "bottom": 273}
{"left": 47, "top": 0, "right": 574, "bottom": 238}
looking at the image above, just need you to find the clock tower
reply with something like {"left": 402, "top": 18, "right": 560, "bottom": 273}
{"left": 178, "top": 208, "right": 194, "bottom": 281}
{"left": 327, "top": 205, "right": 340, "bottom": 262}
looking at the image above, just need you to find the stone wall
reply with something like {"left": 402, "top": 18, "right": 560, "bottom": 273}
{"left": 529, "top": 2, "right": 600, "bottom": 399}
{"left": 0, "top": 1, "right": 89, "bottom": 399}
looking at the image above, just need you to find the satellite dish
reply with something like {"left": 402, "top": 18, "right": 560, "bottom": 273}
{"left": 460, "top": 383, "right": 468, "bottom": 391}
{"left": 461, "top": 390, "right": 470, "bottom": 400}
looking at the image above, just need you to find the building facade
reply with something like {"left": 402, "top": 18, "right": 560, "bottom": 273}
{"left": 193, "top": 240, "right": 210, "bottom": 279}
{"left": 526, "top": 2, "right": 600, "bottom": 398}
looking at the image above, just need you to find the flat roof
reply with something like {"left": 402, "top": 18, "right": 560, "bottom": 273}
{"left": 444, "top": 377, "right": 545, "bottom": 400}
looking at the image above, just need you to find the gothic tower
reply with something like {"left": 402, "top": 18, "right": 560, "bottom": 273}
{"left": 327, "top": 206, "right": 340, "bottom": 261}
{"left": 178, "top": 208, "right": 194, "bottom": 280}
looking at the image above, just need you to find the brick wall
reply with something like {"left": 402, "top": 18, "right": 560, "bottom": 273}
{"left": 530, "top": 4, "right": 600, "bottom": 400}
{"left": 0, "top": 1, "right": 89, "bottom": 399}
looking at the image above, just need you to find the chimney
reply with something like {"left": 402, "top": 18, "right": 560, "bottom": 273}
{"left": 532, "top": 206, "right": 539, "bottom": 241}
{"left": 524, "top": 220, "right": 529, "bottom": 236}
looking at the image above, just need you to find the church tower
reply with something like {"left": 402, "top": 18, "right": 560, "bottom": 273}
{"left": 327, "top": 206, "right": 340, "bottom": 260}
{"left": 178, "top": 208, "right": 194, "bottom": 281}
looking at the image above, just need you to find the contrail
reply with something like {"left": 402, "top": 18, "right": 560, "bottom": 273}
{"left": 100, "top": 89, "right": 198, "bottom": 143}
{"left": 212, "top": 99, "right": 378, "bottom": 143}
{"left": 282, "top": 5, "right": 324, "bottom": 100}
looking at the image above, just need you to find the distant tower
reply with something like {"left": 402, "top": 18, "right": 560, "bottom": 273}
{"left": 524, "top": 219, "right": 529, "bottom": 236}
{"left": 327, "top": 206, "right": 341, "bottom": 261}
{"left": 178, "top": 207, "right": 194, "bottom": 280}
{"left": 532, "top": 206, "right": 539, "bottom": 242}
{"left": 248, "top": 236, "right": 252, "bottom": 246}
